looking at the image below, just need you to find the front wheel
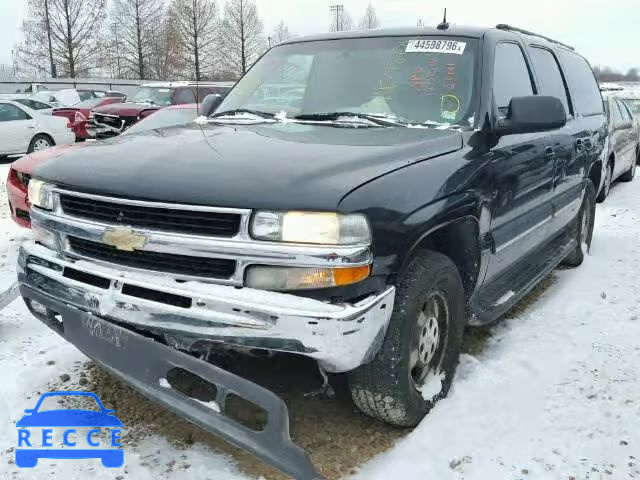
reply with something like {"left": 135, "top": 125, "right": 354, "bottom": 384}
{"left": 27, "top": 134, "right": 53, "bottom": 153}
{"left": 563, "top": 181, "right": 596, "bottom": 267}
{"left": 348, "top": 250, "right": 465, "bottom": 427}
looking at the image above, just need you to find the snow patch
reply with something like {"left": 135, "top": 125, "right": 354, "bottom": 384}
{"left": 158, "top": 377, "right": 171, "bottom": 388}
{"left": 194, "top": 398, "right": 222, "bottom": 413}
{"left": 419, "top": 371, "right": 445, "bottom": 402}
{"left": 193, "top": 115, "right": 209, "bottom": 124}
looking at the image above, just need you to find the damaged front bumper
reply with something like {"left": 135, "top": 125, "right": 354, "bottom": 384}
{"left": 19, "top": 284, "right": 323, "bottom": 479}
{"left": 18, "top": 242, "right": 395, "bottom": 373}
{"left": 18, "top": 241, "right": 395, "bottom": 479}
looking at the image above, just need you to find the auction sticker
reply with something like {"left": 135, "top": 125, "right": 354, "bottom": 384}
{"left": 406, "top": 40, "right": 466, "bottom": 55}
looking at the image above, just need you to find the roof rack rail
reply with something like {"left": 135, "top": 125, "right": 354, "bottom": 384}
{"left": 495, "top": 24, "right": 575, "bottom": 51}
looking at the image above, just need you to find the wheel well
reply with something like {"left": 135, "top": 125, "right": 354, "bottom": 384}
{"left": 34, "top": 133, "right": 55, "bottom": 146}
{"left": 410, "top": 217, "right": 481, "bottom": 300}
{"left": 588, "top": 160, "right": 602, "bottom": 191}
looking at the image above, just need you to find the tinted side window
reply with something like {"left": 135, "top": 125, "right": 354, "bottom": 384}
{"left": 529, "top": 47, "right": 570, "bottom": 115}
{"left": 0, "top": 104, "right": 29, "bottom": 121}
{"left": 174, "top": 88, "right": 196, "bottom": 104}
{"left": 617, "top": 100, "right": 633, "bottom": 121}
{"left": 493, "top": 42, "right": 534, "bottom": 113}
{"left": 558, "top": 50, "right": 603, "bottom": 116}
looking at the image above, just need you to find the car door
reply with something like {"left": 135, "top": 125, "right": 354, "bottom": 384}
{"left": 527, "top": 45, "right": 579, "bottom": 237}
{"left": 610, "top": 99, "right": 631, "bottom": 178}
{"left": 615, "top": 99, "right": 636, "bottom": 174}
{"left": 484, "top": 41, "right": 555, "bottom": 283}
{"left": 0, "top": 103, "right": 35, "bottom": 153}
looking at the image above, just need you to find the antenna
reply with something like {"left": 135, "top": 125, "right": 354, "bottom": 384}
{"left": 437, "top": 8, "right": 449, "bottom": 30}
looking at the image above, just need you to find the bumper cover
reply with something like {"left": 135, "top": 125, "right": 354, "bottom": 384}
{"left": 20, "top": 284, "right": 323, "bottom": 479}
{"left": 19, "top": 242, "right": 395, "bottom": 372}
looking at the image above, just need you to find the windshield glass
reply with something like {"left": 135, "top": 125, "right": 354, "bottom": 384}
{"left": 218, "top": 36, "right": 477, "bottom": 126}
{"left": 129, "top": 87, "right": 174, "bottom": 106}
{"left": 125, "top": 107, "right": 198, "bottom": 135}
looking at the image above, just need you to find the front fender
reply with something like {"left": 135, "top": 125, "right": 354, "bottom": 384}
{"left": 338, "top": 148, "right": 490, "bottom": 276}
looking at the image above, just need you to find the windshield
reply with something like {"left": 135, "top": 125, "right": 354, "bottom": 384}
{"left": 218, "top": 36, "right": 477, "bottom": 126}
{"left": 129, "top": 86, "right": 174, "bottom": 106}
{"left": 124, "top": 107, "right": 198, "bottom": 135}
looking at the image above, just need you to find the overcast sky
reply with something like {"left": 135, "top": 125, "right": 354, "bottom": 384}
{"left": 0, "top": 0, "right": 638, "bottom": 72}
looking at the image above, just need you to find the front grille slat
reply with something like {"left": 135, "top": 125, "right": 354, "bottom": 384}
{"left": 68, "top": 236, "right": 236, "bottom": 279}
{"left": 60, "top": 194, "right": 241, "bottom": 237}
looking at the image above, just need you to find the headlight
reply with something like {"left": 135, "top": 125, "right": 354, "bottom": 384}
{"left": 28, "top": 179, "right": 54, "bottom": 210}
{"left": 250, "top": 211, "right": 371, "bottom": 245}
{"left": 245, "top": 265, "right": 370, "bottom": 290}
{"left": 15, "top": 171, "right": 31, "bottom": 188}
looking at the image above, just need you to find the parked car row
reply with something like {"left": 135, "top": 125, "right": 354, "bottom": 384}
{"left": 6, "top": 103, "right": 203, "bottom": 227}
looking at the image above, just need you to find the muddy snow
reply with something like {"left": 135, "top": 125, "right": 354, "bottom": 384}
{"left": 0, "top": 161, "right": 638, "bottom": 479}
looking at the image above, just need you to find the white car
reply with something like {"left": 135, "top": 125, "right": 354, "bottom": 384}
{"left": 0, "top": 100, "right": 74, "bottom": 157}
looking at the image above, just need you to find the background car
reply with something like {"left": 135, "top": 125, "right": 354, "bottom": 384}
{"left": 597, "top": 93, "right": 638, "bottom": 202}
{"left": 12, "top": 98, "right": 56, "bottom": 115}
{"left": 0, "top": 100, "right": 74, "bottom": 159}
{"left": 89, "top": 81, "right": 234, "bottom": 138}
{"left": 52, "top": 97, "right": 124, "bottom": 140}
{"left": 7, "top": 103, "right": 201, "bottom": 228}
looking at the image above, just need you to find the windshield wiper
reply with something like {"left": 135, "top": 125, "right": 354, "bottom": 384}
{"left": 211, "top": 108, "right": 276, "bottom": 119}
{"left": 293, "top": 112, "right": 402, "bottom": 127}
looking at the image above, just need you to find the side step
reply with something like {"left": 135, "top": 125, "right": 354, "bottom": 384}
{"left": 469, "top": 234, "right": 577, "bottom": 325}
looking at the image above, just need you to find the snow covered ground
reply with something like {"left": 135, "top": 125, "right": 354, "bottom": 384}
{"left": 1, "top": 161, "right": 639, "bottom": 479}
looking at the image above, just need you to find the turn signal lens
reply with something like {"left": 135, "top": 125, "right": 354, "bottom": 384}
{"left": 245, "top": 265, "right": 371, "bottom": 291}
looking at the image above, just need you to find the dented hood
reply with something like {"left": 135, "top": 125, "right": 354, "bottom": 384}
{"left": 34, "top": 121, "right": 463, "bottom": 211}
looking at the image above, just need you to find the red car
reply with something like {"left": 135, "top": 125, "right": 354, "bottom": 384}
{"left": 7, "top": 104, "right": 201, "bottom": 228}
{"left": 52, "top": 97, "right": 124, "bottom": 140}
{"left": 89, "top": 81, "right": 233, "bottom": 138}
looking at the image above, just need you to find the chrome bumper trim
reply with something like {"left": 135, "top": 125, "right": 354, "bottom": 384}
{"left": 19, "top": 242, "right": 394, "bottom": 373}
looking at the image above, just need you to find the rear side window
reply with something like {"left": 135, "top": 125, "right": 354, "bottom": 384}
{"left": 617, "top": 100, "right": 633, "bottom": 121}
{"left": 174, "top": 88, "right": 196, "bottom": 104}
{"left": 558, "top": 50, "right": 603, "bottom": 116}
{"left": 493, "top": 42, "right": 534, "bottom": 114}
{"left": 529, "top": 47, "right": 570, "bottom": 115}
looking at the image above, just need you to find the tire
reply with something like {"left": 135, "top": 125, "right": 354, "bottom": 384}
{"left": 348, "top": 250, "right": 465, "bottom": 427}
{"left": 27, "top": 134, "right": 53, "bottom": 153}
{"left": 563, "top": 180, "right": 596, "bottom": 267}
{"left": 620, "top": 157, "right": 636, "bottom": 182}
{"left": 596, "top": 161, "right": 612, "bottom": 203}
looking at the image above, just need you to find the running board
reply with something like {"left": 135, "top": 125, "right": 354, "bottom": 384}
{"left": 469, "top": 235, "right": 577, "bottom": 325}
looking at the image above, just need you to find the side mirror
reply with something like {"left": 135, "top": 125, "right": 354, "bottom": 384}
{"left": 200, "top": 94, "right": 223, "bottom": 117}
{"left": 495, "top": 95, "right": 567, "bottom": 136}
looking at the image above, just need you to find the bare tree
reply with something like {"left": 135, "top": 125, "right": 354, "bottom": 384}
{"left": 269, "top": 21, "right": 290, "bottom": 47}
{"left": 16, "top": 0, "right": 107, "bottom": 78}
{"left": 147, "top": 15, "right": 185, "bottom": 80}
{"left": 358, "top": 2, "right": 380, "bottom": 30}
{"left": 170, "top": 0, "right": 219, "bottom": 80}
{"left": 218, "top": 0, "right": 266, "bottom": 77}
{"left": 109, "top": 0, "right": 164, "bottom": 79}
{"left": 329, "top": 5, "right": 353, "bottom": 32}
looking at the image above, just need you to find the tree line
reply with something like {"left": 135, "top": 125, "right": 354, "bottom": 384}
{"left": 14, "top": 0, "right": 383, "bottom": 82}
{"left": 593, "top": 66, "right": 640, "bottom": 84}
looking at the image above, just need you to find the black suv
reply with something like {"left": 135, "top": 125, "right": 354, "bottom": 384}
{"left": 19, "top": 24, "right": 606, "bottom": 479}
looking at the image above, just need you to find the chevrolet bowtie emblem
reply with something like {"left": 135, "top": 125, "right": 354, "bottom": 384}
{"left": 102, "top": 228, "right": 147, "bottom": 252}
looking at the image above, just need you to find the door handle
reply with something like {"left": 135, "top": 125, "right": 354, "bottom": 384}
{"left": 26, "top": 125, "right": 36, "bottom": 129}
